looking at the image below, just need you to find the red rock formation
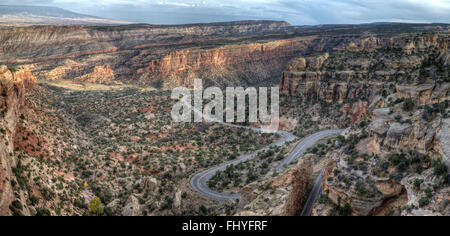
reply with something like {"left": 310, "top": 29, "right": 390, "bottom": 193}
{"left": 73, "top": 65, "right": 116, "bottom": 84}
{"left": 134, "top": 37, "right": 317, "bottom": 88}
{"left": 0, "top": 65, "right": 36, "bottom": 215}
{"left": 342, "top": 101, "right": 369, "bottom": 124}
{"left": 280, "top": 34, "right": 448, "bottom": 104}
{"left": 281, "top": 158, "right": 313, "bottom": 216}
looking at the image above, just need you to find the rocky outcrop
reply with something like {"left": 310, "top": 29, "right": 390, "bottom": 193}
{"left": 343, "top": 101, "right": 370, "bottom": 124}
{"left": 280, "top": 53, "right": 383, "bottom": 104}
{"left": 281, "top": 158, "right": 313, "bottom": 216}
{"left": 280, "top": 34, "right": 448, "bottom": 104}
{"left": 396, "top": 83, "right": 449, "bottom": 106}
{"left": 321, "top": 158, "right": 405, "bottom": 216}
{"left": 316, "top": 79, "right": 449, "bottom": 215}
{"left": 367, "top": 87, "right": 446, "bottom": 152}
{"left": 141, "top": 176, "right": 158, "bottom": 192}
{"left": 136, "top": 37, "right": 316, "bottom": 88}
{"left": 437, "top": 118, "right": 450, "bottom": 170}
{"left": 121, "top": 195, "right": 141, "bottom": 216}
{"left": 173, "top": 190, "right": 182, "bottom": 210}
{"left": 235, "top": 156, "right": 315, "bottom": 216}
{"left": 73, "top": 65, "right": 116, "bottom": 84}
{"left": 0, "top": 65, "right": 36, "bottom": 215}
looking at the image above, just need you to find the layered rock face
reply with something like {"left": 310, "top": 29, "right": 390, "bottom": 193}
{"left": 235, "top": 156, "right": 314, "bottom": 216}
{"left": 0, "top": 65, "right": 36, "bottom": 215}
{"left": 396, "top": 83, "right": 449, "bottom": 106}
{"left": 73, "top": 65, "right": 116, "bottom": 84}
{"left": 275, "top": 32, "right": 450, "bottom": 216}
{"left": 280, "top": 53, "right": 383, "bottom": 104}
{"left": 0, "top": 21, "right": 291, "bottom": 61}
{"left": 2, "top": 22, "right": 447, "bottom": 89}
{"left": 136, "top": 37, "right": 317, "bottom": 88}
{"left": 314, "top": 84, "right": 449, "bottom": 216}
{"left": 280, "top": 33, "right": 449, "bottom": 104}
{"left": 281, "top": 158, "right": 313, "bottom": 216}
{"left": 0, "top": 21, "right": 318, "bottom": 88}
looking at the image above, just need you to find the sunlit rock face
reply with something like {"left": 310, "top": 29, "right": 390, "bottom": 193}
{"left": 0, "top": 65, "right": 36, "bottom": 215}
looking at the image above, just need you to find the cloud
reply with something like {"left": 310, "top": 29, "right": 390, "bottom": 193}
{"left": 2, "top": 0, "right": 449, "bottom": 25}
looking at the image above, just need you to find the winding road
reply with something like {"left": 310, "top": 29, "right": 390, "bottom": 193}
{"left": 185, "top": 99, "right": 343, "bottom": 201}
{"left": 190, "top": 129, "right": 342, "bottom": 201}
{"left": 183, "top": 98, "right": 343, "bottom": 202}
{"left": 190, "top": 129, "right": 296, "bottom": 201}
{"left": 301, "top": 169, "right": 325, "bottom": 216}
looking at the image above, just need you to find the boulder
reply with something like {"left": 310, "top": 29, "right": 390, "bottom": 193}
{"left": 142, "top": 176, "right": 158, "bottom": 191}
{"left": 178, "top": 163, "right": 187, "bottom": 173}
{"left": 384, "top": 122, "right": 413, "bottom": 148}
{"left": 437, "top": 118, "right": 450, "bottom": 170}
{"left": 121, "top": 195, "right": 141, "bottom": 216}
{"left": 174, "top": 190, "right": 182, "bottom": 209}
{"left": 106, "top": 199, "right": 121, "bottom": 214}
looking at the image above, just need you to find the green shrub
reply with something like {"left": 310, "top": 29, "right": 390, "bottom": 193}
{"left": 424, "top": 187, "right": 433, "bottom": 198}
{"left": 35, "top": 207, "right": 51, "bottom": 216}
{"left": 340, "top": 203, "right": 352, "bottom": 216}
{"left": 403, "top": 98, "right": 415, "bottom": 111}
{"left": 418, "top": 197, "right": 430, "bottom": 207}
{"left": 357, "top": 186, "right": 369, "bottom": 197}
{"left": 413, "top": 179, "right": 423, "bottom": 189}
{"left": 89, "top": 197, "right": 104, "bottom": 216}
{"left": 7, "top": 66, "right": 18, "bottom": 73}
{"left": 390, "top": 155, "right": 401, "bottom": 166}
{"left": 432, "top": 160, "right": 447, "bottom": 176}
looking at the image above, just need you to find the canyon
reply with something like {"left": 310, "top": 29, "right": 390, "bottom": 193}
{"left": 276, "top": 32, "right": 449, "bottom": 216}
{"left": 0, "top": 20, "right": 449, "bottom": 216}
{"left": 1, "top": 22, "right": 448, "bottom": 89}
{"left": 0, "top": 66, "right": 36, "bottom": 215}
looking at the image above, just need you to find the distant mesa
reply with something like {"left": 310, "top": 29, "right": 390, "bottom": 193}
{"left": 0, "top": 5, "right": 134, "bottom": 26}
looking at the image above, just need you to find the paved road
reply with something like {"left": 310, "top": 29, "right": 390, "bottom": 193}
{"left": 274, "top": 130, "right": 343, "bottom": 172}
{"left": 301, "top": 169, "right": 325, "bottom": 216}
{"left": 190, "top": 129, "right": 341, "bottom": 201}
{"left": 190, "top": 129, "right": 296, "bottom": 200}
{"left": 185, "top": 99, "right": 343, "bottom": 201}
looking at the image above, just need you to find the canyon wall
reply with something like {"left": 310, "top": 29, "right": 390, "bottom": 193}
{"left": 0, "top": 65, "right": 36, "bottom": 215}
{"left": 0, "top": 21, "right": 291, "bottom": 61}
{"left": 280, "top": 33, "right": 449, "bottom": 216}
{"left": 1, "top": 22, "right": 447, "bottom": 89}
{"left": 280, "top": 33, "right": 449, "bottom": 104}
{"left": 135, "top": 37, "right": 318, "bottom": 88}
{"left": 0, "top": 21, "right": 316, "bottom": 88}
{"left": 280, "top": 53, "right": 384, "bottom": 104}
{"left": 318, "top": 82, "right": 449, "bottom": 215}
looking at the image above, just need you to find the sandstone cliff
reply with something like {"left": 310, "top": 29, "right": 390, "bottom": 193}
{"left": 277, "top": 32, "right": 449, "bottom": 216}
{"left": 136, "top": 37, "right": 317, "bottom": 88}
{"left": 313, "top": 82, "right": 449, "bottom": 216}
{"left": 1, "top": 23, "right": 447, "bottom": 89}
{"left": 280, "top": 33, "right": 449, "bottom": 104}
{"left": 235, "top": 155, "right": 315, "bottom": 216}
{"left": 280, "top": 158, "right": 313, "bottom": 216}
{"left": 0, "top": 65, "right": 36, "bottom": 215}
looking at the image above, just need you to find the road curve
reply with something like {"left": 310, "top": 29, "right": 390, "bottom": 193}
{"left": 301, "top": 168, "right": 325, "bottom": 216}
{"left": 184, "top": 99, "right": 343, "bottom": 201}
{"left": 190, "top": 126, "right": 342, "bottom": 200}
{"left": 190, "top": 129, "right": 296, "bottom": 201}
{"left": 274, "top": 129, "right": 343, "bottom": 171}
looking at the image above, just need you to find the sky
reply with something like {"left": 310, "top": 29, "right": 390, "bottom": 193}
{"left": 2, "top": 0, "right": 450, "bottom": 25}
